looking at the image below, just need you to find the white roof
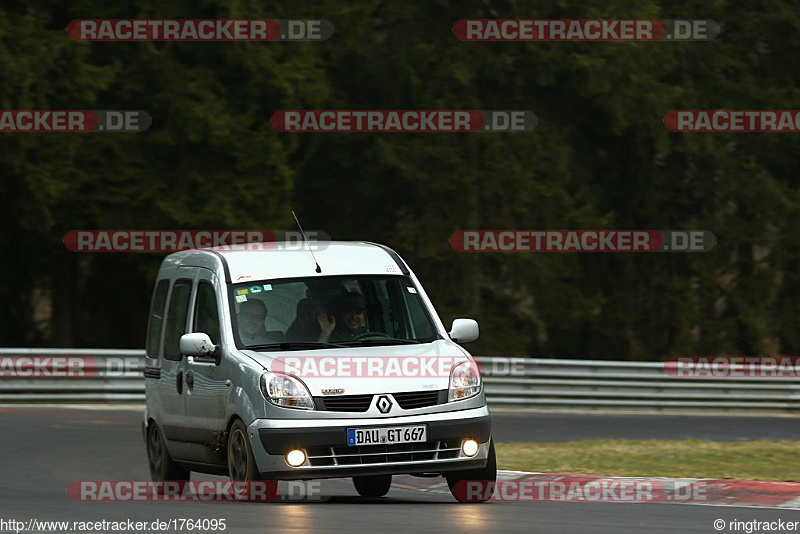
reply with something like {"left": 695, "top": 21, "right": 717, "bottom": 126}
{"left": 213, "top": 241, "right": 405, "bottom": 283}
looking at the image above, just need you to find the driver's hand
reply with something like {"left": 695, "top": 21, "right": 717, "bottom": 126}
{"left": 317, "top": 308, "right": 335, "bottom": 335}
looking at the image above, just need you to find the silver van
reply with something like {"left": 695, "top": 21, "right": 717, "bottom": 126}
{"left": 142, "top": 241, "right": 495, "bottom": 502}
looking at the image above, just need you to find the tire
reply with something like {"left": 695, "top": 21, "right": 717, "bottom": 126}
{"left": 227, "top": 419, "right": 267, "bottom": 499}
{"left": 353, "top": 474, "right": 392, "bottom": 498}
{"left": 446, "top": 439, "right": 497, "bottom": 503}
{"left": 227, "top": 420, "right": 260, "bottom": 481}
{"left": 146, "top": 422, "right": 189, "bottom": 494}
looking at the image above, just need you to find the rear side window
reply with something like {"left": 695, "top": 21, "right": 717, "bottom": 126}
{"left": 163, "top": 279, "right": 193, "bottom": 361}
{"left": 145, "top": 280, "right": 170, "bottom": 359}
{"left": 194, "top": 282, "right": 221, "bottom": 345}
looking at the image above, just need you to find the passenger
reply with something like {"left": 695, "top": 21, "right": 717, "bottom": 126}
{"left": 318, "top": 292, "right": 367, "bottom": 343}
{"left": 237, "top": 299, "right": 276, "bottom": 344}
{"left": 285, "top": 298, "right": 321, "bottom": 342}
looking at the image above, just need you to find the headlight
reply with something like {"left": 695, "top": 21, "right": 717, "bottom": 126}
{"left": 448, "top": 361, "right": 481, "bottom": 402}
{"left": 260, "top": 372, "right": 315, "bottom": 410}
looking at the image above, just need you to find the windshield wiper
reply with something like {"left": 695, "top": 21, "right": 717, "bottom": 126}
{"left": 341, "top": 339, "right": 422, "bottom": 346}
{"left": 245, "top": 341, "right": 349, "bottom": 351}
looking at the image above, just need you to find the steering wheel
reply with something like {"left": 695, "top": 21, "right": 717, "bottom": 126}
{"left": 352, "top": 331, "right": 392, "bottom": 340}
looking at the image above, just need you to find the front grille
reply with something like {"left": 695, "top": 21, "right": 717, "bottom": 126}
{"left": 315, "top": 394, "right": 373, "bottom": 412}
{"left": 304, "top": 440, "right": 461, "bottom": 467}
{"left": 314, "top": 390, "right": 446, "bottom": 412}
{"left": 393, "top": 390, "right": 443, "bottom": 409}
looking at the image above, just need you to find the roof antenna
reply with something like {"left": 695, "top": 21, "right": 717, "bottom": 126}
{"left": 292, "top": 210, "right": 322, "bottom": 273}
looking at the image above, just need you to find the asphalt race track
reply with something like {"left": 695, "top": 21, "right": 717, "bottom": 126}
{"left": 1, "top": 406, "right": 798, "bottom": 534}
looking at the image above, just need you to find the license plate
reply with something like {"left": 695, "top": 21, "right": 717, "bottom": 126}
{"left": 346, "top": 425, "right": 427, "bottom": 446}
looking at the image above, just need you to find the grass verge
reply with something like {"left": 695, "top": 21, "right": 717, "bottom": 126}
{"left": 496, "top": 440, "right": 800, "bottom": 481}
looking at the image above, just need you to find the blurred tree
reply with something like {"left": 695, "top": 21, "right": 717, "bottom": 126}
{"left": 1, "top": 0, "right": 799, "bottom": 360}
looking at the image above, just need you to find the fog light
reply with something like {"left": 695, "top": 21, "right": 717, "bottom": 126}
{"left": 461, "top": 439, "right": 479, "bottom": 457}
{"left": 286, "top": 449, "right": 306, "bottom": 467}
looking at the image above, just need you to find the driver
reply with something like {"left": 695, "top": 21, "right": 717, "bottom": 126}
{"left": 317, "top": 292, "right": 367, "bottom": 343}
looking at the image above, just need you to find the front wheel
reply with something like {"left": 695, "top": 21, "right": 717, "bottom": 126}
{"left": 227, "top": 420, "right": 278, "bottom": 501}
{"left": 446, "top": 439, "right": 497, "bottom": 503}
{"left": 227, "top": 420, "right": 261, "bottom": 491}
{"left": 353, "top": 474, "right": 392, "bottom": 497}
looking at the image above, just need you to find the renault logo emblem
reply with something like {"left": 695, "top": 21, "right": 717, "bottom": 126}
{"left": 376, "top": 395, "right": 393, "bottom": 414}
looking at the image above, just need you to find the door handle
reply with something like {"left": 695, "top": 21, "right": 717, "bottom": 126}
{"left": 185, "top": 371, "right": 195, "bottom": 387}
{"left": 176, "top": 372, "right": 183, "bottom": 394}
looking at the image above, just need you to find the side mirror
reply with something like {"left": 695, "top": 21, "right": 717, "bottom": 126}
{"left": 180, "top": 333, "right": 217, "bottom": 360}
{"left": 449, "top": 318, "right": 479, "bottom": 343}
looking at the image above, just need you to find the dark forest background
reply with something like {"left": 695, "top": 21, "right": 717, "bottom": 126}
{"left": 1, "top": 0, "right": 799, "bottom": 360}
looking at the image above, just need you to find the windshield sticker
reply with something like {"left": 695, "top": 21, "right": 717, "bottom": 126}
{"left": 407, "top": 286, "right": 417, "bottom": 293}
{"left": 384, "top": 264, "right": 398, "bottom": 273}
{"left": 235, "top": 295, "right": 247, "bottom": 303}
{"left": 236, "top": 275, "right": 251, "bottom": 281}
{"left": 250, "top": 286, "right": 262, "bottom": 294}
{"left": 236, "top": 289, "right": 249, "bottom": 296}
{"left": 263, "top": 284, "right": 273, "bottom": 291}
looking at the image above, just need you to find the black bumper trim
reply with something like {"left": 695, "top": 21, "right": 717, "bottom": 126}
{"left": 259, "top": 457, "right": 487, "bottom": 480}
{"left": 258, "top": 415, "right": 491, "bottom": 455}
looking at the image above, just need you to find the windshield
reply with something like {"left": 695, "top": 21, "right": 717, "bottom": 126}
{"left": 230, "top": 275, "right": 440, "bottom": 349}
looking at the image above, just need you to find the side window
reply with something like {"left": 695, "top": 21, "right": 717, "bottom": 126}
{"left": 163, "top": 279, "right": 193, "bottom": 361}
{"left": 194, "top": 282, "right": 221, "bottom": 345}
{"left": 145, "top": 280, "right": 170, "bottom": 359}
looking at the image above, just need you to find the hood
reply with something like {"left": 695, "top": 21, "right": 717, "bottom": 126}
{"left": 240, "top": 339, "right": 471, "bottom": 396}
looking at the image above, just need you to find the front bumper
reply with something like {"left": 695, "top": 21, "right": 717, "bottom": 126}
{"left": 249, "top": 406, "right": 491, "bottom": 480}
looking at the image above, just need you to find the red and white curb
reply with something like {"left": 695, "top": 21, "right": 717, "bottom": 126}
{"left": 393, "top": 471, "right": 800, "bottom": 508}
